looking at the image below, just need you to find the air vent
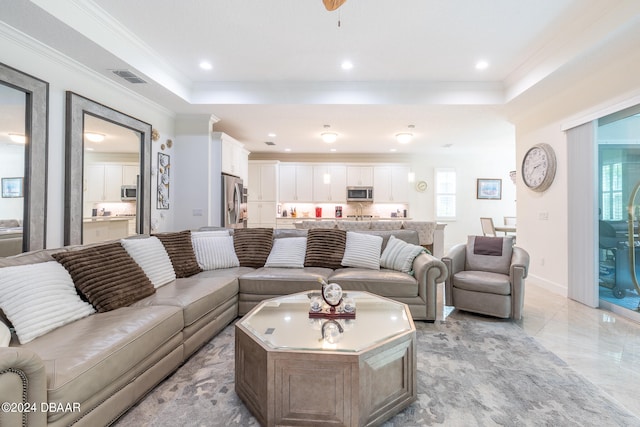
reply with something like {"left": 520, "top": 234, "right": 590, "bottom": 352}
{"left": 111, "top": 69, "right": 147, "bottom": 84}
{"left": 264, "top": 141, "right": 276, "bottom": 146}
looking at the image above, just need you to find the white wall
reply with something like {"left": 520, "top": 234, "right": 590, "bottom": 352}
{"left": 515, "top": 123, "right": 569, "bottom": 295}
{"left": 509, "top": 25, "right": 640, "bottom": 298}
{"left": 0, "top": 24, "right": 176, "bottom": 246}
{"left": 408, "top": 148, "right": 517, "bottom": 252}
{"left": 173, "top": 115, "right": 223, "bottom": 231}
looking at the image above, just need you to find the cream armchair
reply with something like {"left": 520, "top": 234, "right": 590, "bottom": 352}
{"left": 442, "top": 236, "right": 529, "bottom": 320}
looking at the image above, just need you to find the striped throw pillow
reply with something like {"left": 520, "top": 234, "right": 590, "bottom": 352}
{"left": 154, "top": 231, "right": 202, "bottom": 277}
{"left": 304, "top": 228, "right": 346, "bottom": 269}
{"left": 121, "top": 236, "right": 176, "bottom": 288}
{"left": 341, "top": 232, "right": 383, "bottom": 270}
{"left": 379, "top": 235, "right": 425, "bottom": 274}
{"left": 233, "top": 228, "right": 273, "bottom": 268}
{"left": 0, "top": 261, "right": 95, "bottom": 344}
{"left": 265, "top": 237, "right": 307, "bottom": 268}
{"left": 191, "top": 234, "right": 240, "bottom": 270}
{"left": 53, "top": 242, "right": 155, "bottom": 312}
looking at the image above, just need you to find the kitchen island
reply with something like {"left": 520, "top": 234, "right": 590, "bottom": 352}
{"left": 82, "top": 216, "right": 132, "bottom": 244}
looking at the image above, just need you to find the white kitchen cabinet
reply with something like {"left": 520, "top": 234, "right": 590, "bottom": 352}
{"left": 279, "top": 164, "right": 313, "bottom": 202}
{"left": 85, "top": 163, "right": 140, "bottom": 202}
{"left": 247, "top": 201, "right": 277, "bottom": 228}
{"left": 347, "top": 166, "right": 374, "bottom": 187}
{"left": 248, "top": 161, "right": 279, "bottom": 202}
{"left": 85, "top": 164, "right": 123, "bottom": 202}
{"left": 313, "top": 165, "right": 347, "bottom": 202}
{"left": 373, "top": 165, "right": 411, "bottom": 203}
{"left": 218, "top": 132, "right": 248, "bottom": 179}
{"left": 122, "top": 165, "right": 139, "bottom": 186}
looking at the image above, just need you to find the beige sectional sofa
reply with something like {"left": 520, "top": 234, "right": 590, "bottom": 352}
{"left": 0, "top": 227, "right": 447, "bottom": 427}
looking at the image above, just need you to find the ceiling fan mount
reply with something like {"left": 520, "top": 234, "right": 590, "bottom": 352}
{"left": 323, "top": 0, "right": 347, "bottom": 11}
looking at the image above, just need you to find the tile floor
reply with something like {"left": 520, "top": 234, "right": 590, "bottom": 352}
{"left": 440, "top": 281, "right": 640, "bottom": 419}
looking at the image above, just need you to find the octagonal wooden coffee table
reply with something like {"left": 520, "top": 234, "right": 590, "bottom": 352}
{"left": 235, "top": 291, "right": 416, "bottom": 427}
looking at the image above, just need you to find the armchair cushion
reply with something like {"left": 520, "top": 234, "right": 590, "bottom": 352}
{"left": 453, "top": 270, "right": 511, "bottom": 295}
{"left": 465, "top": 236, "right": 514, "bottom": 275}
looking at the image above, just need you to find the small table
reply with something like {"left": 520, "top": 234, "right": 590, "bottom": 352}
{"left": 235, "top": 291, "right": 416, "bottom": 427}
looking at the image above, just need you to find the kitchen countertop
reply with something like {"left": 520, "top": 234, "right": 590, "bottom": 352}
{"left": 277, "top": 217, "right": 412, "bottom": 221}
{"left": 83, "top": 216, "right": 134, "bottom": 222}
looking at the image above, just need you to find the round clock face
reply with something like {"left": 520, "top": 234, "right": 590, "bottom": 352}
{"left": 416, "top": 180, "right": 427, "bottom": 192}
{"left": 522, "top": 143, "right": 556, "bottom": 192}
{"left": 322, "top": 283, "right": 343, "bottom": 306}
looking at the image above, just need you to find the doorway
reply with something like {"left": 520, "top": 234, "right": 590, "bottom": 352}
{"left": 597, "top": 105, "right": 640, "bottom": 317}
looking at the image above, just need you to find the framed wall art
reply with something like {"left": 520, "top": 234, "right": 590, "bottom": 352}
{"left": 2, "top": 177, "right": 24, "bottom": 198}
{"left": 157, "top": 153, "right": 170, "bottom": 209}
{"left": 476, "top": 178, "right": 502, "bottom": 200}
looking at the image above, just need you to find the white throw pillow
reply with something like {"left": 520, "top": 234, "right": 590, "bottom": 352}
{"left": 0, "top": 261, "right": 95, "bottom": 344}
{"left": 121, "top": 236, "right": 176, "bottom": 288}
{"left": 265, "top": 237, "right": 307, "bottom": 268}
{"left": 380, "top": 235, "right": 425, "bottom": 274}
{"left": 191, "top": 230, "right": 230, "bottom": 238}
{"left": 191, "top": 234, "right": 240, "bottom": 270}
{"left": 341, "top": 232, "right": 383, "bottom": 270}
{"left": 0, "top": 321, "right": 11, "bottom": 347}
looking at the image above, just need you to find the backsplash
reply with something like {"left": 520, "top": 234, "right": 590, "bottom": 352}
{"left": 279, "top": 202, "right": 409, "bottom": 219}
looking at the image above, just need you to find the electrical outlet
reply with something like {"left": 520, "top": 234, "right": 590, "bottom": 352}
{"left": 193, "top": 209, "right": 203, "bottom": 217}
{"left": 539, "top": 212, "right": 549, "bottom": 220}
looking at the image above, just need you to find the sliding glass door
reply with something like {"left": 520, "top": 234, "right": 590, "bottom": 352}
{"left": 597, "top": 105, "right": 640, "bottom": 315}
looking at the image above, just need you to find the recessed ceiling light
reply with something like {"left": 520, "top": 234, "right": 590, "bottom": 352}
{"left": 389, "top": 148, "right": 397, "bottom": 152}
{"left": 8, "top": 133, "right": 26, "bottom": 144}
{"left": 395, "top": 133, "right": 413, "bottom": 144}
{"left": 268, "top": 133, "right": 277, "bottom": 138}
{"left": 84, "top": 132, "right": 105, "bottom": 142}
{"left": 475, "top": 60, "right": 489, "bottom": 70}
{"left": 199, "top": 61, "right": 213, "bottom": 70}
{"left": 284, "top": 148, "right": 291, "bottom": 152}
{"left": 341, "top": 60, "right": 353, "bottom": 70}
{"left": 329, "top": 148, "right": 337, "bottom": 152}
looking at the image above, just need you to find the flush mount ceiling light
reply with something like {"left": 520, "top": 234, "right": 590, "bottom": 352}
{"left": 321, "top": 125, "right": 338, "bottom": 143}
{"left": 395, "top": 124, "right": 415, "bottom": 144}
{"left": 475, "top": 60, "right": 489, "bottom": 70}
{"left": 341, "top": 60, "right": 353, "bottom": 70}
{"left": 322, "top": 132, "right": 338, "bottom": 143}
{"left": 395, "top": 133, "right": 413, "bottom": 144}
{"left": 8, "top": 133, "right": 26, "bottom": 144}
{"left": 199, "top": 61, "right": 213, "bottom": 70}
{"left": 84, "top": 132, "right": 105, "bottom": 143}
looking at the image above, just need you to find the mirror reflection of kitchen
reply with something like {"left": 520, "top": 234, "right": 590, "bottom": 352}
{"left": 83, "top": 114, "right": 141, "bottom": 244}
{"left": 0, "top": 84, "right": 26, "bottom": 256}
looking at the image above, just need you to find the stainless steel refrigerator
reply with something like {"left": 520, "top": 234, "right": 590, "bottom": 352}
{"left": 222, "top": 173, "right": 247, "bottom": 228}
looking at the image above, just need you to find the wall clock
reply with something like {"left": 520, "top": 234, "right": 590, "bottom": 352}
{"left": 521, "top": 143, "right": 557, "bottom": 192}
{"left": 415, "top": 180, "right": 427, "bottom": 192}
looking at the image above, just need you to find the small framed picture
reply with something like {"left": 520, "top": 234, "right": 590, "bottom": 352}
{"left": 477, "top": 178, "right": 502, "bottom": 200}
{"left": 2, "top": 177, "right": 24, "bottom": 198}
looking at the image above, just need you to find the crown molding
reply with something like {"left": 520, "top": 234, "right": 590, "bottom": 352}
{"left": 0, "top": 21, "right": 175, "bottom": 119}
{"left": 30, "top": 0, "right": 192, "bottom": 102}
{"left": 191, "top": 81, "right": 506, "bottom": 106}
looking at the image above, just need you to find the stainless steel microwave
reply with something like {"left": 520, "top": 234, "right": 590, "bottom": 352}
{"left": 121, "top": 185, "right": 137, "bottom": 201}
{"left": 346, "top": 186, "right": 374, "bottom": 202}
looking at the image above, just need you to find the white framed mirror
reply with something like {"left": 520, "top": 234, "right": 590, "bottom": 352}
{"left": 0, "top": 62, "right": 48, "bottom": 255}
{"left": 64, "top": 92, "right": 151, "bottom": 245}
